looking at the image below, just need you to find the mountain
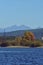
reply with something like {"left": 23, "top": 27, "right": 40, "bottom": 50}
{"left": 0, "top": 28, "right": 43, "bottom": 39}
{"left": 6, "top": 28, "right": 43, "bottom": 39}
{"left": 0, "top": 25, "right": 43, "bottom": 39}
{"left": 0, "top": 25, "right": 31, "bottom": 32}
{"left": 5, "top": 25, "right": 31, "bottom": 32}
{"left": 0, "top": 28, "right": 4, "bottom": 32}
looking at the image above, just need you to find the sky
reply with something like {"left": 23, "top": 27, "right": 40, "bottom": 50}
{"left": 0, "top": 0, "right": 43, "bottom": 28}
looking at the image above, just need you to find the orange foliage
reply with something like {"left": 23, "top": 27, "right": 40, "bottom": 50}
{"left": 24, "top": 31, "right": 35, "bottom": 41}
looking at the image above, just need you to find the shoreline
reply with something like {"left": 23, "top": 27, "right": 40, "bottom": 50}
{"left": 0, "top": 46, "right": 43, "bottom": 48}
{"left": 7, "top": 46, "right": 30, "bottom": 48}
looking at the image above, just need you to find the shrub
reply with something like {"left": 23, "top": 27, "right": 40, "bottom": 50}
{"left": 0, "top": 42, "right": 9, "bottom": 47}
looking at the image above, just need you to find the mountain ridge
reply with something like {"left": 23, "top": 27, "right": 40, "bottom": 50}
{"left": 0, "top": 25, "right": 31, "bottom": 32}
{"left": 0, "top": 28, "right": 43, "bottom": 39}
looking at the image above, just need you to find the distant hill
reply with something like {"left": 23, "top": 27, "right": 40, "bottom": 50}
{"left": 0, "top": 28, "right": 4, "bottom": 32}
{"left": 0, "top": 28, "right": 43, "bottom": 39}
{"left": 0, "top": 25, "right": 31, "bottom": 32}
{"left": 5, "top": 25, "right": 31, "bottom": 32}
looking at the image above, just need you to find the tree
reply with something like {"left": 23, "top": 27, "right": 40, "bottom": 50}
{"left": 14, "top": 37, "right": 22, "bottom": 46}
{"left": 24, "top": 31, "right": 35, "bottom": 41}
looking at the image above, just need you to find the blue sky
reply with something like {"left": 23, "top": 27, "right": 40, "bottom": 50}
{"left": 0, "top": 0, "right": 43, "bottom": 28}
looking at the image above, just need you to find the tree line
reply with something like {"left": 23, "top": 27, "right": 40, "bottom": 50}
{"left": 0, "top": 31, "right": 43, "bottom": 47}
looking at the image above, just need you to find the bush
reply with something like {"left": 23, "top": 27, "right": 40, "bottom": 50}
{"left": 6, "top": 40, "right": 16, "bottom": 46}
{"left": 21, "top": 38, "right": 29, "bottom": 46}
{"left": 33, "top": 40, "right": 43, "bottom": 47}
{"left": 21, "top": 39, "right": 43, "bottom": 47}
{"left": 0, "top": 42, "right": 9, "bottom": 47}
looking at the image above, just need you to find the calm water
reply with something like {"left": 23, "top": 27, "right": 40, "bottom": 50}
{"left": 0, "top": 48, "right": 43, "bottom": 65}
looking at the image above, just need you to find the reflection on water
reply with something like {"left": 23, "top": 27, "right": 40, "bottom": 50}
{"left": 0, "top": 48, "right": 43, "bottom": 65}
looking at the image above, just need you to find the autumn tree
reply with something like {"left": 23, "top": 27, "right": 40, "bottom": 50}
{"left": 23, "top": 31, "right": 35, "bottom": 41}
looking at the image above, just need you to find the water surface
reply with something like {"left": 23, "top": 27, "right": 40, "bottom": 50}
{"left": 0, "top": 48, "right": 43, "bottom": 65}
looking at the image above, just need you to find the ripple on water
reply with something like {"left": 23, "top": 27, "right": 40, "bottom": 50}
{"left": 0, "top": 48, "right": 43, "bottom": 65}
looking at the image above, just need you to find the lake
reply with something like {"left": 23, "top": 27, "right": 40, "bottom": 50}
{"left": 0, "top": 48, "right": 43, "bottom": 65}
